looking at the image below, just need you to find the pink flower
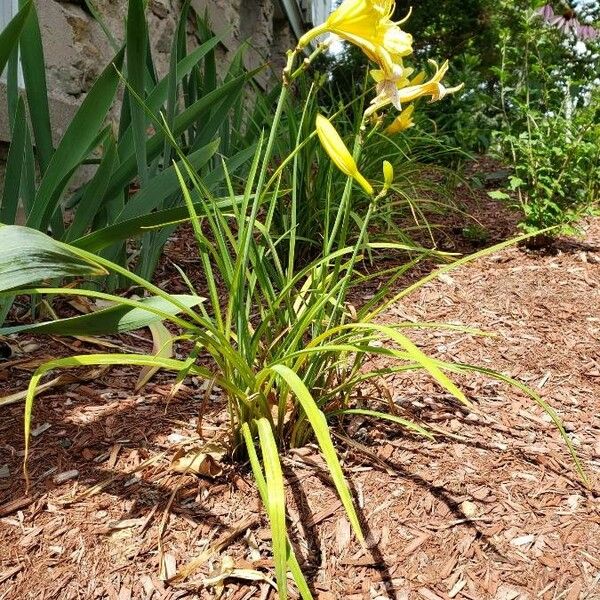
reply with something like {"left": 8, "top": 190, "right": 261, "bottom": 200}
{"left": 579, "top": 24, "right": 599, "bottom": 41}
{"left": 536, "top": 3, "right": 599, "bottom": 41}
{"left": 536, "top": 4, "right": 555, "bottom": 21}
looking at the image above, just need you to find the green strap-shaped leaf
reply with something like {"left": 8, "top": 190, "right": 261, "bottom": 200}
{"left": 65, "top": 133, "right": 118, "bottom": 241}
{"left": 0, "top": 294, "right": 202, "bottom": 336}
{"left": 196, "top": 16, "right": 217, "bottom": 96}
{"left": 115, "top": 141, "right": 219, "bottom": 222}
{"left": 0, "top": 225, "right": 107, "bottom": 292}
{"left": 349, "top": 322, "right": 470, "bottom": 406}
{"left": 266, "top": 364, "right": 364, "bottom": 542}
{"left": 256, "top": 418, "right": 288, "bottom": 600}
{"left": 18, "top": 0, "right": 53, "bottom": 174}
{"left": 126, "top": 0, "right": 149, "bottom": 187}
{"left": 26, "top": 48, "right": 125, "bottom": 231}
{"left": 150, "top": 34, "right": 222, "bottom": 111}
{"left": 116, "top": 34, "right": 224, "bottom": 160}
{"left": 161, "top": 0, "right": 190, "bottom": 168}
{"left": 306, "top": 321, "right": 470, "bottom": 407}
{"left": 104, "top": 70, "right": 258, "bottom": 206}
{"left": 72, "top": 145, "right": 259, "bottom": 253}
{"left": 0, "top": 97, "right": 27, "bottom": 224}
{"left": 241, "top": 422, "right": 313, "bottom": 599}
{"left": 335, "top": 408, "right": 434, "bottom": 440}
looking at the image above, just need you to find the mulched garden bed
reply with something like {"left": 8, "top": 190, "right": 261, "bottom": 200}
{"left": 1, "top": 176, "right": 599, "bottom": 600}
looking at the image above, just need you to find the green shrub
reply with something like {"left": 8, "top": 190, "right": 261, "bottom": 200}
{"left": 487, "top": 3, "right": 600, "bottom": 235}
{"left": 497, "top": 94, "right": 599, "bottom": 234}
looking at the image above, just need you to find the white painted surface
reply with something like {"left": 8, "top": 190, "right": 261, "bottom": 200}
{"left": 0, "top": 0, "right": 20, "bottom": 84}
{"left": 0, "top": 1, "right": 18, "bottom": 31}
{"left": 310, "top": 0, "right": 333, "bottom": 26}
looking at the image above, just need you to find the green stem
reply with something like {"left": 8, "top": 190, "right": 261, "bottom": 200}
{"left": 234, "top": 51, "right": 298, "bottom": 357}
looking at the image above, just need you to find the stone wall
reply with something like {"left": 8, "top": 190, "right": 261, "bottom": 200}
{"left": 192, "top": 0, "right": 297, "bottom": 76}
{"left": 41, "top": 1, "right": 180, "bottom": 103}
{"left": 25, "top": 0, "right": 307, "bottom": 103}
{"left": 0, "top": 0, "right": 320, "bottom": 143}
{"left": 1, "top": 0, "right": 185, "bottom": 144}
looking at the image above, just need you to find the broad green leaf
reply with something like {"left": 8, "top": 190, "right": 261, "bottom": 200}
{"left": 20, "top": 118, "right": 37, "bottom": 214}
{"left": 161, "top": 0, "right": 189, "bottom": 168}
{"left": 148, "top": 35, "right": 223, "bottom": 111}
{"left": 6, "top": 31, "right": 20, "bottom": 131}
{"left": 196, "top": 16, "right": 217, "bottom": 96}
{"left": 115, "top": 35, "right": 224, "bottom": 160}
{"left": 193, "top": 81, "right": 246, "bottom": 150}
{"left": 0, "top": 225, "right": 107, "bottom": 292}
{"left": 0, "top": 294, "right": 202, "bottom": 336}
{"left": 70, "top": 195, "right": 239, "bottom": 252}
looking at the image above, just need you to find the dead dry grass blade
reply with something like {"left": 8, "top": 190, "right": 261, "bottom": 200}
{"left": 62, "top": 452, "right": 166, "bottom": 505}
{"left": 170, "top": 516, "right": 260, "bottom": 583}
{"left": 0, "top": 367, "right": 106, "bottom": 407}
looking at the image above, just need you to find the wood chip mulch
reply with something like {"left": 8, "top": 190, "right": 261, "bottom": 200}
{"left": 0, "top": 203, "right": 599, "bottom": 599}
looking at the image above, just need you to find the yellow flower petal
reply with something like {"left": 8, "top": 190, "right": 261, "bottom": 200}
{"left": 299, "top": 0, "right": 413, "bottom": 79}
{"left": 409, "top": 71, "right": 427, "bottom": 86}
{"left": 385, "top": 104, "right": 415, "bottom": 134}
{"left": 316, "top": 114, "right": 374, "bottom": 195}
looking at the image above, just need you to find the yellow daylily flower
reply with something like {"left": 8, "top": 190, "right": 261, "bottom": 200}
{"left": 298, "top": 0, "right": 413, "bottom": 78}
{"left": 408, "top": 71, "right": 427, "bottom": 86}
{"left": 385, "top": 104, "right": 415, "bottom": 133}
{"left": 316, "top": 114, "right": 373, "bottom": 195}
{"left": 366, "top": 60, "right": 464, "bottom": 118}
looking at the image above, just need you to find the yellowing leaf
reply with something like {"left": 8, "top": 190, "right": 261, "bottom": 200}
{"left": 135, "top": 321, "right": 173, "bottom": 390}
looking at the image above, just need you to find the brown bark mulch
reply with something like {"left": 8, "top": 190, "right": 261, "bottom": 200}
{"left": 0, "top": 188, "right": 599, "bottom": 599}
